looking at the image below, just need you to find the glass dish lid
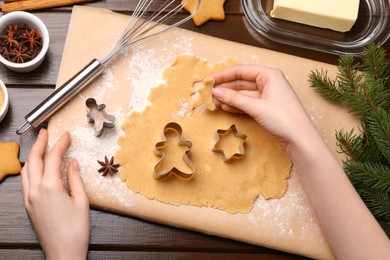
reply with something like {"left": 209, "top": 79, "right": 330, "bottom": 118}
{"left": 241, "top": 0, "right": 390, "bottom": 55}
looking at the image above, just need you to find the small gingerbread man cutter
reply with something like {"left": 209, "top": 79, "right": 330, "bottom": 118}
{"left": 213, "top": 124, "right": 247, "bottom": 162}
{"left": 153, "top": 122, "right": 196, "bottom": 181}
{"left": 86, "top": 98, "right": 115, "bottom": 137}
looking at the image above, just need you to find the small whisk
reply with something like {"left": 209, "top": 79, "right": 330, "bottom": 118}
{"left": 16, "top": 0, "right": 200, "bottom": 135}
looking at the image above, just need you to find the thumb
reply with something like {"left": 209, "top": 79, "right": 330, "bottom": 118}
{"left": 212, "top": 87, "right": 264, "bottom": 119}
{"left": 67, "top": 160, "right": 88, "bottom": 205}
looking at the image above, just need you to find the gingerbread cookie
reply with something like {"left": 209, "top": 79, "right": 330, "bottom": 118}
{"left": 0, "top": 142, "right": 22, "bottom": 182}
{"left": 191, "top": 77, "right": 216, "bottom": 111}
{"left": 182, "top": 0, "right": 226, "bottom": 26}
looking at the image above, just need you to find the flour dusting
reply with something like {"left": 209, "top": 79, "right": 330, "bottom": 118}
{"left": 248, "top": 169, "right": 325, "bottom": 246}
{"left": 38, "top": 6, "right": 348, "bottom": 258}
{"left": 128, "top": 34, "right": 195, "bottom": 112}
{"left": 50, "top": 31, "right": 196, "bottom": 209}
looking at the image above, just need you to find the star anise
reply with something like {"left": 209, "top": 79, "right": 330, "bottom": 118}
{"left": 0, "top": 23, "right": 43, "bottom": 64}
{"left": 8, "top": 45, "right": 32, "bottom": 63}
{"left": 97, "top": 156, "right": 120, "bottom": 176}
{"left": 21, "top": 29, "right": 42, "bottom": 51}
{"left": 0, "top": 24, "right": 20, "bottom": 48}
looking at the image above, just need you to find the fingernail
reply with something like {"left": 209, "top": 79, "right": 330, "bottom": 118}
{"left": 73, "top": 159, "right": 79, "bottom": 171}
{"left": 38, "top": 128, "right": 45, "bottom": 135}
{"left": 212, "top": 88, "right": 224, "bottom": 99}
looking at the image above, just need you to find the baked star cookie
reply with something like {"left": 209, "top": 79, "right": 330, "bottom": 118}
{"left": 0, "top": 142, "right": 22, "bottom": 182}
{"left": 182, "top": 0, "right": 226, "bottom": 26}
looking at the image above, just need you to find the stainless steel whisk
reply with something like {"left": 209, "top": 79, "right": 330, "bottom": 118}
{"left": 16, "top": 0, "right": 200, "bottom": 135}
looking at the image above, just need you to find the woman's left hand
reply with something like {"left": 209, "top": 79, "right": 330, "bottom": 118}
{"left": 21, "top": 129, "right": 90, "bottom": 260}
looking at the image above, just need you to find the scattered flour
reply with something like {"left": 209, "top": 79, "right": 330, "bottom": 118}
{"left": 247, "top": 169, "right": 325, "bottom": 247}
{"left": 127, "top": 34, "right": 195, "bottom": 112}
{"left": 48, "top": 29, "right": 327, "bottom": 254}
{"left": 173, "top": 98, "right": 191, "bottom": 118}
{"left": 50, "top": 31, "right": 197, "bottom": 209}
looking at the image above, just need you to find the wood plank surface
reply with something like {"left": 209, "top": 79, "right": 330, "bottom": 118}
{"left": 0, "top": 0, "right": 389, "bottom": 259}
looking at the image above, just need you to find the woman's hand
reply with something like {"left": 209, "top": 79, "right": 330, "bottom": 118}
{"left": 210, "top": 65, "right": 390, "bottom": 259}
{"left": 210, "top": 65, "right": 316, "bottom": 147}
{"left": 21, "top": 129, "right": 90, "bottom": 260}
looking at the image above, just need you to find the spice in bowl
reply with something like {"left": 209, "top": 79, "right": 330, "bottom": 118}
{"left": 0, "top": 79, "right": 9, "bottom": 123}
{"left": 0, "top": 11, "right": 49, "bottom": 73}
{"left": 0, "top": 24, "right": 43, "bottom": 64}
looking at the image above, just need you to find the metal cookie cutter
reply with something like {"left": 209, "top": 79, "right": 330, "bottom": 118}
{"left": 213, "top": 124, "right": 247, "bottom": 162}
{"left": 86, "top": 98, "right": 115, "bottom": 137}
{"left": 153, "top": 122, "right": 196, "bottom": 181}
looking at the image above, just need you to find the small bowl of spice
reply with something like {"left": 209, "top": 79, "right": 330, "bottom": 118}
{"left": 0, "top": 11, "right": 49, "bottom": 73}
{"left": 0, "top": 79, "right": 9, "bottom": 123}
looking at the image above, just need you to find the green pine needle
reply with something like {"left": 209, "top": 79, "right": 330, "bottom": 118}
{"left": 368, "top": 107, "right": 390, "bottom": 164}
{"left": 335, "top": 128, "right": 362, "bottom": 161}
{"left": 361, "top": 44, "right": 390, "bottom": 89}
{"left": 345, "top": 161, "right": 390, "bottom": 193}
{"left": 309, "top": 43, "right": 390, "bottom": 238}
{"left": 309, "top": 70, "right": 343, "bottom": 103}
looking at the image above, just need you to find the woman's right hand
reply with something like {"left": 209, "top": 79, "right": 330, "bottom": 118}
{"left": 209, "top": 65, "right": 316, "bottom": 146}
{"left": 209, "top": 65, "right": 390, "bottom": 260}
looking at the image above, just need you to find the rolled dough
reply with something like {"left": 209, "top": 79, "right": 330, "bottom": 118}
{"left": 191, "top": 77, "right": 216, "bottom": 111}
{"left": 116, "top": 55, "right": 291, "bottom": 213}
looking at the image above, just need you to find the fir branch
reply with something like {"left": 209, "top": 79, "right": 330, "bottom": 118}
{"left": 335, "top": 55, "right": 373, "bottom": 118}
{"left": 335, "top": 128, "right": 362, "bottom": 161}
{"left": 367, "top": 107, "right": 390, "bottom": 164}
{"left": 336, "top": 54, "right": 362, "bottom": 94}
{"left": 362, "top": 79, "right": 390, "bottom": 110}
{"left": 335, "top": 127, "right": 384, "bottom": 163}
{"left": 357, "top": 123, "right": 387, "bottom": 164}
{"left": 361, "top": 43, "right": 390, "bottom": 89}
{"left": 345, "top": 161, "right": 390, "bottom": 192}
{"left": 309, "top": 43, "right": 390, "bottom": 237}
{"left": 308, "top": 70, "right": 343, "bottom": 103}
{"left": 361, "top": 44, "right": 390, "bottom": 112}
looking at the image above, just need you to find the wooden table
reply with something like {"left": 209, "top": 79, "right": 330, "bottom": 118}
{"left": 0, "top": 1, "right": 388, "bottom": 259}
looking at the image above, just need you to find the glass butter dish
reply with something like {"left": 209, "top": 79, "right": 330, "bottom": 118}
{"left": 241, "top": 0, "right": 390, "bottom": 55}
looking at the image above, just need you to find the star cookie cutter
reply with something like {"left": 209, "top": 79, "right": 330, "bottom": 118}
{"left": 153, "top": 122, "right": 196, "bottom": 181}
{"left": 213, "top": 124, "right": 247, "bottom": 162}
{"left": 86, "top": 98, "right": 115, "bottom": 137}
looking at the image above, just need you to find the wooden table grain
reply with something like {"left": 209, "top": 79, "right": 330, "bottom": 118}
{"left": 0, "top": 1, "right": 388, "bottom": 259}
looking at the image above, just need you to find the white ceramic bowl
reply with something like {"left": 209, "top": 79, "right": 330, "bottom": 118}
{"left": 0, "top": 79, "right": 9, "bottom": 123}
{"left": 0, "top": 11, "right": 49, "bottom": 73}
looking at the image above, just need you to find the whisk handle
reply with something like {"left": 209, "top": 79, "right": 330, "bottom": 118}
{"left": 16, "top": 59, "right": 104, "bottom": 135}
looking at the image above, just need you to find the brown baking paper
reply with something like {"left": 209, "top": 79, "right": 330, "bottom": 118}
{"left": 48, "top": 6, "right": 360, "bottom": 259}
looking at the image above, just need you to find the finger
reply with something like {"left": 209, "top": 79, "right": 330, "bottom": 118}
{"left": 214, "top": 79, "right": 258, "bottom": 91}
{"left": 213, "top": 90, "right": 259, "bottom": 108}
{"left": 239, "top": 90, "right": 261, "bottom": 99}
{"left": 212, "top": 87, "right": 264, "bottom": 119}
{"left": 220, "top": 104, "right": 245, "bottom": 114}
{"left": 27, "top": 128, "right": 49, "bottom": 189}
{"left": 43, "top": 131, "right": 71, "bottom": 183}
{"left": 67, "top": 160, "right": 89, "bottom": 206}
{"left": 20, "top": 162, "right": 30, "bottom": 203}
{"left": 209, "top": 65, "right": 270, "bottom": 86}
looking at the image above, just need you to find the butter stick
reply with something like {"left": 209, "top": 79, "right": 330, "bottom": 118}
{"left": 271, "top": 0, "right": 360, "bottom": 32}
{"left": 2, "top": 0, "right": 93, "bottom": 13}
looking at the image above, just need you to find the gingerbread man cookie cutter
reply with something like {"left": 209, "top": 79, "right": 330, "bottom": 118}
{"left": 153, "top": 122, "right": 196, "bottom": 180}
{"left": 213, "top": 124, "right": 247, "bottom": 162}
{"left": 86, "top": 98, "right": 115, "bottom": 137}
